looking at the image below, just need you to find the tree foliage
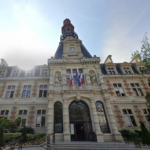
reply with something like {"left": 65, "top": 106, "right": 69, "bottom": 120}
{"left": 132, "top": 33, "right": 150, "bottom": 74}
{"left": 140, "top": 122, "right": 150, "bottom": 144}
{"left": 0, "top": 117, "right": 21, "bottom": 133}
{"left": 132, "top": 33, "right": 150, "bottom": 119}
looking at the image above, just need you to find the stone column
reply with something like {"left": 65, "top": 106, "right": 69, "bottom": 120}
{"left": 90, "top": 97, "right": 104, "bottom": 142}
{"left": 63, "top": 99, "right": 71, "bottom": 141}
{"left": 47, "top": 99, "right": 53, "bottom": 134}
{"left": 104, "top": 97, "right": 122, "bottom": 141}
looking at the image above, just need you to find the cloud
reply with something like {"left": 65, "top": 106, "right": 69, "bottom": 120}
{"left": 0, "top": 2, "right": 55, "bottom": 70}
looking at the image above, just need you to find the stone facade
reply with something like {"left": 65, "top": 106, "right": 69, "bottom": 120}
{"left": 0, "top": 19, "right": 149, "bottom": 142}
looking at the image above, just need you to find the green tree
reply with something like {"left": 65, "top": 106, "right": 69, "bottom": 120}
{"left": 0, "top": 117, "right": 21, "bottom": 133}
{"left": 132, "top": 33, "right": 150, "bottom": 119}
{"left": 0, "top": 126, "right": 4, "bottom": 146}
{"left": 140, "top": 122, "right": 150, "bottom": 144}
{"left": 21, "top": 126, "right": 27, "bottom": 142}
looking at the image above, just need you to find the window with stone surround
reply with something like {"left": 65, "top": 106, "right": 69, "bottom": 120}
{"left": 22, "top": 85, "right": 31, "bottom": 98}
{"left": 18, "top": 110, "right": 27, "bottom": 127}
{"left": 0, "top": 71, "right": 5, "bottom": 77}
{"left": 36, "top": 110, "right": 46, "bottom": 127}
{"left": 13, "top": 70, "right": 19, "bottom": 77}
{"left": 54, "top": 102, "right": 63, "bottom": 133}
{"left": 142, "top": 109, "right": 150, "bottom": 124}
{"left": 108, "top": 68, "right": 115, "bottom": 75}
{"left": 122, "top": 109, "right": 137, "bottom": 127}
{"left": 0, "top": 110, "right": 9, "bottom": 118}
{"left": 42, "top": 70, "right": 47, "bottom": 76}
{"left": 130, "top": 83, "right": 143, "bottom": 96}
{"left": 39, "top": 85, "right": 47, "bottom": 97}
{"left": 27, "top": 70, "right": 33, "bottom": 77}
{"left": 113, "top": 84, "right": 125, "bottom": 96}
{"left": 123, "top": 68, "right": 131, "bottom": 74}
{"left": 5, "top": 86, "right": 15, "bottom": 98}
{"left": 66, "top": 69, "right": 71, "bottom": 74}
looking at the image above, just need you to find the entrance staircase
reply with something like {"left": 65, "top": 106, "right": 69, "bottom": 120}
{"left": 42, "top": 142, "right": 150, "bottom": 150}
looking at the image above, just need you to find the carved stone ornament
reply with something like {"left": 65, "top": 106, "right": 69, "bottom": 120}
{"left": 89, "top": 70, "right": 97, "bottom": 84}
{"left": 55, "top": 71, "right": 61, "bottom": 84}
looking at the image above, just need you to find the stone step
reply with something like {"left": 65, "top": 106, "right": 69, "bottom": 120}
{"left": 42, "top": 142, "right": 149, "bottom": 150}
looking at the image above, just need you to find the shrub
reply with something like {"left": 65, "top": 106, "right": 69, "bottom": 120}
{"left": 140, "top": 122, "right": 150, "bottom": 145}
{"left": 119, "top": 129, "right": 139, "bottom": 141}
{"left": 3, "top": 133, "right": 46, "bottom": 143}
{"left": 18, "top": 127, "right": 34, "bottom": 134}
{"left": 4, "top": 133, "right": 22, "bottom": 142}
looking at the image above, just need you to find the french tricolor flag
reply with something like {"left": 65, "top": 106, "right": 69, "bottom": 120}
{"left": 69, "top": 74, "right": 73, "bottom": 86}
{"left": 79, "top": 73, "right": 84, "bottom": 86}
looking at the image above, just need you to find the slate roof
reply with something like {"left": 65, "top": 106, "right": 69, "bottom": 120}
{"left": 54, "top": 43, "right": 92, "bottom": 59}
{"left": 100, "top": 63, "right": 140, "bottom": 75}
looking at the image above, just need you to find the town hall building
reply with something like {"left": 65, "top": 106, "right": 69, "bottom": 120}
{"left": 0, "top": 19, "right": 149, "bottom": 142}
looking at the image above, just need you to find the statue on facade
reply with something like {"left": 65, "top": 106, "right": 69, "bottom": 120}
{"left": 55, "top": 71, "right": 61, "bottom": 84}
{"left": 89, "top": 70, "right": 97, "bottom": 84}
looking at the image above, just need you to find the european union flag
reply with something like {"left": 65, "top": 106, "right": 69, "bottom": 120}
{"left": 76, "top": 70, "right": 81, "bottom": 87}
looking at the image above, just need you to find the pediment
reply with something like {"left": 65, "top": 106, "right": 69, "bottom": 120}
{"left": 104, "top": 55, "right": 113, "bottom": 63}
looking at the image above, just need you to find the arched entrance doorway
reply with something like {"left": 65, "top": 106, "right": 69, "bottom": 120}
{"left": 69, "top": 101, "right": 93, "bottom": 141}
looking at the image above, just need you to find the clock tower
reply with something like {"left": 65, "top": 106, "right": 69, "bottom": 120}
{"left": 54, "top": 19, "right": 92, "bottom": 59}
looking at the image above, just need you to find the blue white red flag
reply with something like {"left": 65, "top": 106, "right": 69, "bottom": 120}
{"left": 80, "top": 73, "right": 84, "bottom": 86}
{"left": 69, "top": 74, "right": 72, "bottom": 86}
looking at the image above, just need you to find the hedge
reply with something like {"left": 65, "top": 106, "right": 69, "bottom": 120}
{"left": 4, "top": 133, "right": 46, "bottom": 142}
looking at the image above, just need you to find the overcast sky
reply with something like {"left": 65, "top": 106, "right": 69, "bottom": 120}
{"left": 0, "top": 0, "right": 150, "bottom": 70}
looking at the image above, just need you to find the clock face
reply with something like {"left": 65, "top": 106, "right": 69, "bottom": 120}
{"left": 70, "top": 47, "right": 75, "bottom": 52}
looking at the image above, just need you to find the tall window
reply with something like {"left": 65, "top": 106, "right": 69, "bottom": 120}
{"left": 0, "top": 110, "right": 9, "bottom": 118}
{"left": 42, "top": 70, "right": 47, "bottom": 76}
{"left": 95, "top": 102, "right": 110, "bottom": 133}
{"left": 113, "top": 84, "right": 125, "bottom": 96}
{"left": 108, "top": 68, "right": 115, "bottom": 75}
{"left": 124, "top": 68, "right": 131, "bottom": 74}
{"left": 142, "top": 109, "right": 150, "bottom": 124}
{"left": 13, "top": 70, "right": 19, "bottom": 77}
{"left": 18, "top": 110, "right": 27, "bottom": 127}
{"left": 54, "top": 102, "right": 63, "bottom": 133}
{"left": 36, "top": 110, "right": 46, "bottom": 127}
{"left": 122, "top": 109, "right": 137, "bottom": 127}
{"left": 0, "top": 71, "right": 5, "bottom": 77}
{"left": 6, "top": 86, "right": 15, "bottom": 98}
{"left": 131, "top": 83, "right": 143, "bottom": 96}
{"left": 39, "top": 85, "right": 47, "bottom": 97}
{"left": 22, "top": 85, "right": 31, "bottom": 98}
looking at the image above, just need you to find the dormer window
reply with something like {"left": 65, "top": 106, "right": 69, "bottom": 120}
{"left": 108, "top": 68, "right": 115, "bottom": 75}
{"left": 42, "top": 70, "right": 47, "bottom": 76}
{"left": 124, "top": 68, "right": 131, "bottom": 74}
{"left": 13, "top": 70, "right": 19, "bottom": 77}
{"left": 27, "top": 70, "right": 33, "bottom": 77}
{"left": 0, "top": 71, "right": 5, "bottom": 77}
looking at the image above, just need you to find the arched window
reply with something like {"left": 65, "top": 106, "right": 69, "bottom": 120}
{"left": 54, "top": 102, "right": 63, "bottom": 133}
{"left": 95, "top": 102, "right": 110, "bottom": 133}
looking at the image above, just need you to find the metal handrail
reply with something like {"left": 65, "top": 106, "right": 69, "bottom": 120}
{"left": 10, "top": 136, "right": 24, "bottom": 150}
{"left": 120, "top": 132, "right": 141, "bottom": 148}
{"left": 47, "top": 132, "right": 55, "bottom": 148}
